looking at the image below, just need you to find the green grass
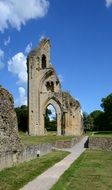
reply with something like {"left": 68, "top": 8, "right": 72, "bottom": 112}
{"left": 0, "top": 150, "right": 69, "bottom": 190}
{"left": 19, "top": 131, "right": 75, "bottom": 145}
{"left": 51, "top": 150, "right": 112, "bottom": 190}
{"left": 86, "top": 131, "right": 112, "bottom": 137}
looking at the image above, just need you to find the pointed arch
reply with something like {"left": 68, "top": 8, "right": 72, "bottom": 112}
{"left": 39, "top": 69, "right": 54, "bottom": 92}
{"left": 42, "top": 97, "right": 62, "bottom": 135}
{"left": 42, "top": 54, "right": 46, "bottom": 69}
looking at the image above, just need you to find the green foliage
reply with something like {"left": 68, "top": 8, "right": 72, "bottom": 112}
{"left": 89, "top": 110, "right": 105, "bottom": 131}
{"left": 101, "top": 93, "right": 112, "bottom": 130}
{"left": 15, "top": 105, "right": 28, "bottom": 132}
{"left": 83, "top": 93, "right": 112, "bottom": 131}
{"left": 101, "top": 93, "right": 112, "bottom": 112}
{"left": 45, "top": 108, "right": 57, "bottom": 131}
{"left": 83, "top": 112, "right": 94, "bottom": 131}
{"left": 45, "top": 108, "right": 51, "bottom": 130}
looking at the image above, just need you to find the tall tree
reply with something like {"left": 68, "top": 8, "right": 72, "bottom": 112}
{"left": 15, "top": 105, "right": 28, "bottom": 132}
{"left": 45, "top": 108, "right": 52, "bottom": 131}
{"left": 83, "top": 112, "right": 94, "bottom": 131}
{"left": 101, "top": 93, "right": 112, "bottom": 130}
{"left": 90, "top": 110, "right": 105, "bottom": 131}
{"left": 101, "top": 93, "right": 112, "bottom": 112}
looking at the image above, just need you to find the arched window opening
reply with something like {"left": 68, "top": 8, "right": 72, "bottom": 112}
{"left": 46, "top": 81, "right": 54, "bottom": 92}
{"left": 44, "top": 104, "right": 57, "bottom": 134}
{"left": 42, "top": 54, "right": 46, "bottom": 69}
{"left": 46, "top": 82, "right": 50, "bottom": 91}
{"left": 51, "top": 81, "right": 54, "bottom": 92}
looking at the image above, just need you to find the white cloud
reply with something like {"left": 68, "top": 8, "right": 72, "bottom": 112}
{"left": 47, "top": 105, "right": 56, "bottom": 121}
{"left": 15, "top": 87, "right": 27, "bottom": 106}
{"left": 4, "top": 36, "right": 11, "bottom": 46}
{"left": 8, "top": 52, "right": 27, "bottom": 84}
{"left": 0, "top": 49, "right": 4, "bottom": 58}
{"left": 25, "top": 42, "right": 32, "bottom": 54}
{"left": 0, "top": 0, "right": 49, "bottom": 32}
{"left": 39, "top": 34, "right": 45, "bottom": 42}
{"left": 105, "top": 0, "right": 112, "bottom": 7}
{"left": 0, "top": 49, "right": 4, "bottom": 69}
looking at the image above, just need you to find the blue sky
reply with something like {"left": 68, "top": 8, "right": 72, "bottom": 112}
{"left": 0, "top": 0, "right": 112, "bottom": 113}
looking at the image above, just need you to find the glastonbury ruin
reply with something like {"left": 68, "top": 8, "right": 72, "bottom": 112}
{"left": 27, "top": 38, "right": 83, "bottom": 136}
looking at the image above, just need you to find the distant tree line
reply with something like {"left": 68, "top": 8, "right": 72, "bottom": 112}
{"left": 83, "top": 93, "right": 112, "bottom": 131}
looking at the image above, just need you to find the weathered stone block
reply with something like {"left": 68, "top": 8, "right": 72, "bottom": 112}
{"left": 0, "top": 87, "right": 22, "bottom": 170}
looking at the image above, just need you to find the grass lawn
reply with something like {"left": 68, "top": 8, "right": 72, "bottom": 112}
{"left": 0, "top": 150, "right": 69, "bottom": 190}
{"left": 19, "top": 131, "right": 75, "bottom": 145}
{"left": 86, "top": 131, "right": 112, "bottom": 138}
{"left": 51, "top": 150, "right": 112, "bottom": 190}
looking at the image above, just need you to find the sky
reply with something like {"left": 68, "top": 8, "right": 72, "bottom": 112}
{"left": 0, "top": 0, "right": 112, "bottom": 114}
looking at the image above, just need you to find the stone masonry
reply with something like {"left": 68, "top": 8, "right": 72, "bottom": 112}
{"left": 27, "top": 38, "right": 84, "bottom": 136}
{"left": 0, "top": 87, "right": 22, "bottom": 169}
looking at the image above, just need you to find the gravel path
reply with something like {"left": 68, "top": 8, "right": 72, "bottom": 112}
{"left": 20, "top": 136, "right": 88, "bottom": 190}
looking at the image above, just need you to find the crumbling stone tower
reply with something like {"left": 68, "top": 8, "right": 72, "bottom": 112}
{"left": 27, "top": 38, "right": 83, "bottom": 136}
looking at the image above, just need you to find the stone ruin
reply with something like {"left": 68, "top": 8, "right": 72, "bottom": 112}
{"left": 0, "top": 38, "right": 84, "bottom": 170}
{"left": 0, "top": 87, "right": 22, "bottom": 169}
{"left": 0, "top": 86, "right": 83, "bottom": 170}
{"left": 27, "top": 38, "right": 84, "bottom": 136}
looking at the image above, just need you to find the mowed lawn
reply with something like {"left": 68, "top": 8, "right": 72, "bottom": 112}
{"left": 0, "top": 150, "right": 69, "bottom": 190}
{"left": 87, "top": 131, "right": 112, "bottom": 138}
{"left": 19, "top": 132, "right": 75, "bottom": 145}
{"left": 51, "top": 150, "right": 112, "bottom": 190}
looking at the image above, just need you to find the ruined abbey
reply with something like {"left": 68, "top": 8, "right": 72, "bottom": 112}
{"left": 27, "top": 38, "right": 83, "bottom": 136}
{"left": 0, "top": 38, "right": 83, "bottom": 170}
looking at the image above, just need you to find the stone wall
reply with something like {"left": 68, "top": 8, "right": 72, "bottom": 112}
{"left": 54, "top": 136, "right": 82, "bottom": 149}
{"left": 0, "top": 136, "right": 82, "bottom": 171}
{"left": 0, "top": 143, "right": 53, "bottom": 170}
{"left": 21, "top": 143, "right": 53, "bottom": 162}
{"left": 87, "top": 137, "right": 112, "bottom": 151}
{"left": 0, "top": 87, "right": 23, "bottom": 170}
{"left": 0, "top": 87, "right": 22, "bottom": 153}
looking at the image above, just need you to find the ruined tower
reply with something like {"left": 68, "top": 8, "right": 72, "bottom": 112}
{"left": 27, "top": 38, "right": 83, "bottom": 136}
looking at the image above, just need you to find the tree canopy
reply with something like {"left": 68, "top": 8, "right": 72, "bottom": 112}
{"left": 45, "top": 108, "right": 57, "bottom": 131}
{"left": 15, "top": 105, "right": 28, "bottom": 132}
{"left": 83, "top": 93, "right": 112, "bottom": 131}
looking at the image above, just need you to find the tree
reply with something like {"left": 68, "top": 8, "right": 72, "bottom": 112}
{"left": 89, "top": 110, "right": 105, "bottom": 131}
{"left": 101, "top": 93, "right": 112, "bottom": 112}
{"left": 101, "top": 93, "right": 112, "bottom": 130}
{"left": 45, "top": 108, "right": 52, "bottom": 131}
{"left": 15, "top": 105, "right": 28, "bottom": 132}
{"left": 83, "top": 112, "right": 94, "bottom": 131}
{"left": 45, "top": 109, "right": 57, "bottom": 131}
{"left": 83, "top": 110, "right": 107, "bottom": 131}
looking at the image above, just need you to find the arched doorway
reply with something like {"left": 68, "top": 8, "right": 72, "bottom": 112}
{"left": 44, "top": 104, "right": 57, "bottom": 135}
{"left": 42, "top": 98, "right": 62, "bottom": 135}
